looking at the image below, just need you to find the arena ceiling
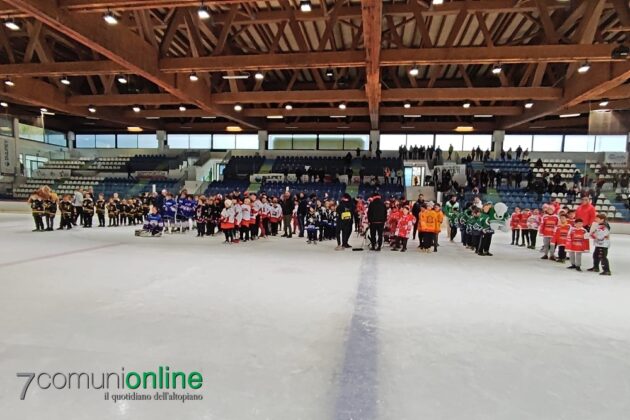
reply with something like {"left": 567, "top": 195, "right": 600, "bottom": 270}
{"left": 0, "top": 0, "right": 629, "bottom": 133}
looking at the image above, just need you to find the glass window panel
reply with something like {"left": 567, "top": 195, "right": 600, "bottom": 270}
{"left": 595, "top": 135, "right": 627, "bottom": 152}
{"left": 435, "top": 134, "right": 462, "bottom": 151}
{"left": 138, "top": 134, "right": 158, "bottom": 149}
{"left": 235, "top": 134, "right": 259, "bottom": 149}
{"left": 167, "top": 134, "right": 189, "bottom": 149}
{"left": 189, "top": 134, "right": 211, "bottom": 149}
{"left": 75, "top": 134, "right": 96, "bottom": 148}
{"left": 503, "top": 134, "right": 532, "bottom": 151}
{"left": 463, "top": 134, "right": 492, "bottom": 151}
{"left": 0, "top": 115, "right": 13, "bottom": 137}
{"left": 45, "top": 130, "right": 67, "bottom": 147}
{"left": 292, "top": 134, "right": 316, "bottom": 150}
{"left": 343, "top": 134, "right": 369, "bottom": 150}
{"left": 563, "top": 135, "right": 595, "bottom": 152}
{"left": 319, "top": 134, "right": 344, "bottom": 150}
{"left": 532, "top": 134, "right": 563, "bottom": 151}
{"left": 116, "top": 134, "right": 137, "bottom": 148}
{"left": 408, "top": 134, "right": 435, "bottom": 148}
{"left": 19, "top": 123, "right": 44, "bottom": 142}
{"left": 380, "top": 134, "right": 406, "bottom": 150}
{"left": 268, "top": 134, "right": 293, "bottom": 149}
{"left": 213, "top": 134, "right": 235, "bottom": 149}
{"left": 93, "top": 134, "right": 115, "bottom": 148}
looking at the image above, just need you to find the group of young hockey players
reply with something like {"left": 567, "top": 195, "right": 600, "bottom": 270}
{"left": 26, "top": 184, "right": 612, "bottom": 275}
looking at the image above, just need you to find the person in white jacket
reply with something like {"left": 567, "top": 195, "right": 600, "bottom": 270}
{"left": 587, "top": 213, "right": 611, "bottom": 276}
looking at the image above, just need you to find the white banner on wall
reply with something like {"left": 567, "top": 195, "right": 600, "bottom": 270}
{"left": 249, "top": 173, "right": 285, "bottom": 183}
{"left": 435, "top": 164, "right": 467, "bottom": 184}
{"left": 604, "top": 152, "right": 628, "bottom": 165}
{"left": 0, "top": 135, "right": 16, "bottom": 175}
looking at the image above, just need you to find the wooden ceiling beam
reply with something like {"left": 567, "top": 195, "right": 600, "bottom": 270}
{"left": 360, "top": 0, "right": 382, "bottom": 130}
{"left": 3, "top": 0, "right": 259, "bottom": 129}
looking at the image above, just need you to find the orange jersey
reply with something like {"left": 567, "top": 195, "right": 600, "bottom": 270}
{"left": 419, "top": 209, "right": 437, "bottom": 233}
{"left": 433, "top": 210, "right": 444, "bottom": 233}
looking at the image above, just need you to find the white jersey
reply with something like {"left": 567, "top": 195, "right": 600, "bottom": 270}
{"left": 270, "top": 203, "right": 283, "bottom": 219}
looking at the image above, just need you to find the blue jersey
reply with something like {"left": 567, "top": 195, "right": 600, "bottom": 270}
{"left": 177, "top": 198, "right": 195, "bottom": 219}
{"left": 145, "top": 213, "right": 163, "bottom": 227}
{"left": 163, "top": 198, "right": 177, "bottom": 219}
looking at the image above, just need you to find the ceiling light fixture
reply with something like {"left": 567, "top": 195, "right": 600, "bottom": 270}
{"left": 60, "top": 76, "right": 71, "bottom": 85}
{"left": 577, "top": 61, "right": 591, "bottom": 74}
{"left": 455, "top": 125, "right": 474, "bottom": 132}
{"left": 132, "top": 105, "right": 141, "bottom": 113}
{"left": 4, "top": 19, "right": 20, "bottom": 31}
{"left": 300, "top": 0, "right": 312, "bottom": 13}
{"left": 179, "top": 104, "right": 187, "bottom": 112}
{"left": 222, "top": 74, "right": 249, "bottom": 80}
{"left": 88, "top": 105, "right": 96, "bottom": 113}
{"left": 254, "top": 71, "right": 264, "bottom": 80}
{"left": 189, "top": 72, "right": 199, "bottom": 82}
{"left": 127, "top": 126, "right": 143, "bottom": 132}
{"left": 0, "top": 101, "right": 7, "bottom": 108}
{"left": 285, "top": 104, "right": 293, "bottom": 110}
{"left": 197, "top": 3, "right": 211, "bottom": 20}
{"left": 403, "top": 114, "right": 422, "bottom": 118}
{"left": 559, "top": 113, "right": 581, "bottom": 118}
{"left": 599, "top": 99, "right": 609, "bottom": 107}
{"left": 325, "top": 68, "right": 334, "bottom": 78}
{"left": 403, "top": 102, "right": 411, "bottom": 109}
{"left": 226, "top": 126, "right": 243, "bottom": 132}
{"left": 234, "top": 104, "right": 243, "bottom": 112}
{"left": 491, "top": 64, "right": 502, "bottom": 75}
{"left": 103, "top": 9, "right": 118, "bottom": 25}
{"left": 409, "top": 65, "right": 419, "bottom": 76}
{"left": 338, "top": 103, "right": 347, "bottom": 110}
{"left": 266, "top": 115, "right": 283, "bottom": 119}
{"left": 4, "top": 78, "right": 14, "bottom": 87}
{"left": 40, "top": 108, "right": 48, "bottom": 113}
{"left": 432, "top": 0, "right": 444, "bottom": 5}
{"left": 524, "top": 100, "right": 534, "bottom": 109}
{"left": 117, "top": 74, "right": 128, "bottom": 84}
{"left": 462, "top": 101, "right": 471, "bottom": 109}
{"left": 474, "top": 114, "right": 494, "bottom": 118}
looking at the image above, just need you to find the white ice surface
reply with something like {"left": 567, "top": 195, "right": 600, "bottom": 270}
{"left": 0, "top": 212, "right": 629, "bottom": 420}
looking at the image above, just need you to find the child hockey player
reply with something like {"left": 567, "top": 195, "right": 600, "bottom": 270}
{"left": 119, "top": 199, "right": 128, "bottom": 226}
{"left": 526, "top": 208, "right": 541, "bottom": 249}
{"left": 107, "top": 198, "right": 118, "bottom": 227}
{"left": 539, "top": 205, "right": 559, "bottom": 260}
{"left": 477, "top": 202, "right": 495, "bottom": 256}
{"left": 95, "top": 193, "right": 106, "bottom": 227}
{"left": 43, "top": 193, "right": 58, "bottom": 231}
{"left": 195, "top": 196, "right": 207, "bottom": 237}
{"left": 510, "top": 207, "right": 522, "bottom": 245}
{"left": 445, "top": 196, "right": 460, "bottom": 242}
{"left": 135, "top": 205, "right": 164, "bottom": 237}
{"left": 519, "top": 208, "right": 531, "bottom": 247}
{"left": 566, "top": 219, "right": 589, "bottom": 271}
{"left": 467, "top": 207, "right": 484, "bottom": 253}
{"left": 305, "top": 205, "right": 320, "bottom": 244}
{"left": 259, "top": 195, "right": 270, "bottom": 238}
{"left": 82, "top": 192, "right": 94, "bottom": 228}
{"left": 58, "top": 195, "right": 74, "bottom": 230}
{"left": 418, "top": 202, "right": 436, "bottom": 252}
{"left": 28, "top": 193, "right": 45, "bottom": 232}
{"left": 551, "top": 212, "right": 571, "bottom": 263}
{"left": 240, "top": 198, "right": 252, "bottom": 241}
{"left": 391, "top": 205, "right": 415, "bottom": 252}
{"left": 220, "top": 199, "right": 236, "bottom": 243}
{"left": 162, "top": 192, "right": 177, "bottom": 233}
{"left": 433, "top": 203, "right": 444, "bottom": 252}
{"left": 269, "top": 197, "right": 282, "bottom": 237}
{"left": 588, "top": 214, "right": 612, "bottom": 276}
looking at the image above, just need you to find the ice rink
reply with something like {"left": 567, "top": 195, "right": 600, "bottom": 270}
{"left": 1, "top": 212, "right": 630, "bottom": 420}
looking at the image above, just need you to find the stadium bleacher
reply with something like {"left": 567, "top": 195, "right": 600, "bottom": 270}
{"left": 259, "top": 181, "right": 346, "bottom": 200}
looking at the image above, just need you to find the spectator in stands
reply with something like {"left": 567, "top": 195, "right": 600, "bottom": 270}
{"left": 535, "top": 158, "right": 543, "bottom": 169}
{"left": 483, "top": 149, "right": 490, "bottom": 162}
{"left": 356, "top": 147, "right": 361, "bottom": 158}
{"left": 475, "top": 146, "right": 482, "bottom": 161}
{"left": 523, "top": 148, "right": 530, "bottom": 161}
{"left": 384, "top": 167, "right": 391, "bottom": 184}
{"left": 126, "top": 161, "right": 133, "bottom": 180}
{"left": 396, "top": 168, "right": 403, "bottom": 185}
{"left": 281, "top": 192, "right": 294, "bottom": 238}
{"left": 507, "top": 148, "right": 513, "bottom": 160}
{"left": 500, "top": 149, "right": 506, "bottom": 161}
{"left": 376, "top": 148, "right": 382, "bottom": 159}
{"left": 448, "top": 144, "right": 454, "bottom": 160}
{"left": 575, "top": 196, "right": 596, "bottom": 231}
{"left": 72, "top": 187, "right": 84, "bottom": 226}
{"left": 516, "top": 146, "right": 522, "bottom": 160}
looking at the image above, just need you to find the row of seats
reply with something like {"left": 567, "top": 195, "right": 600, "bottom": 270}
{"left": 259, "top": 181, "right": 346, "bottom": 200}
{"left": 223, "top": 156, "right": 264, "bottom": 179}
{"left": 204, "top": 180, "right": 250, "bottom": 196}
{"left": 358, "top": 183, "right": 404, "bottom": 199}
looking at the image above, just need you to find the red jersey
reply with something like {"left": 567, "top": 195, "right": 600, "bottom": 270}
{"left": 519, "top": 212, "right": 530, "bottom": 230}
{"left": 510, "top": 213, "right": 521, "bottom": 229}
{"left": 395, "top": 214, "right": 416, "bottom": 239}
{"left": 387, "top": 209, "right": 401, "bottom": 233}
{"left": 540, "top": 214, "right": 559, "bottom": 237}
{"left": 566, "top": 227, "right": 590, "bottom": 253}
{"left": 551, "top": 223, "right": 571, "bottom": 246}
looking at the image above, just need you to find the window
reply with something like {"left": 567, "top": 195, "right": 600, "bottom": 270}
{"left": 235, "top": 134, "right": 258, "bottom": 150}
{"left": 343, "top": 134, "right": 369, "bottom": 150}
{"left": 532, "top": 134, "right": 563, "bottom": 152}
{"left": 269, "top": 134, "right": 294, "bottom": 150}
{"left": 563, "top": 135, "right": 595, "bottom": 152}
{"left": 167, "top": 134, "right": 189, "bottom": 149}
{"left": 117, "top": 134, "right": 138, "bottom": 148}
{"left": 19, "top": 123, "right": 44, "bottom": 142}
{"left": 407, "top": 134, "right": 434, "bottom": 148}
{"left": 46, "top": 131, "right": 66, "bottom": 147}
{"left": 213, "top": 134, "right": 235, "bottom": 149}
{"left": 0, "top": 115, "right": 13, "bottom": 137}
{"left": 94, "top": 134, "right": 115, "bottom": 148}
{"left": 292, "top": 134, "right": 316, "bottom": 150}
{"left": 189, "top": 134, "right": 211, "bottom": 149}
{"left": 595, "top": 135, "right": 627, "bottom": 152}
{"left": 138, "top": 134, "right": 158, "bottom": 149}
{"left": 503, "top": 134, "right": 532, "bottom": 151}
{"left": 463, "top": 134, "right": 492, "bottom": 151}
{"left": 435, "top": 134, "right": 461, "bottom": 151}
{"left": 380, "top": 134, "right": 406, "bottom": 150}
{"left": 76, "top": 134, "right": 96, "bottom": 148}
{"left": 319, "top": 134, "right": 344, "bottom": 150}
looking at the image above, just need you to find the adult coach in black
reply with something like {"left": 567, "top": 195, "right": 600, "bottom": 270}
{"left": 335, "top": 193, "right": 354, "bottom": 250}
{"left": 411, "top": 193, "right": 425, "bottom": 240}
{"left": 367, "top": 193, "right": 387, "bottom": 251}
